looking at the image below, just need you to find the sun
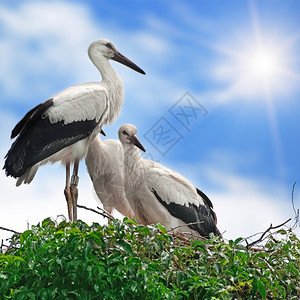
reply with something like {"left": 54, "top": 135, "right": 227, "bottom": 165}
{"left": 210, "top": 22, "right": 299, "bottom": 101}
{"left": 239, "top": 45, "right": 285, "bottom": 89}
{"left": 211, "top": 31, "right": 296, "bottom": 101}
{"left": 248, "top": 49, "right": 277, "bottom": 79}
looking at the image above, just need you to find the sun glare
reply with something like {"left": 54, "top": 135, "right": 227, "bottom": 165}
{"left": 241, "top": 46, "right": 284, "bottom": 87}
{"left": 212, "top": 31, "right": 296, "bottom": 101}
{"left": 250, "top": 50, "right": 276, "bottom": 77}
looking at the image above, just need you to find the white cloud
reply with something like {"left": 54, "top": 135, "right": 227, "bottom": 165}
{"left": 0, "top": 1, "right": 180, "bottom": 115}
{"left": 0, "top": 1, "right": 101, "bottom": 101}
{"left": 206, "top": 168, "right": 299, "bottom": 239}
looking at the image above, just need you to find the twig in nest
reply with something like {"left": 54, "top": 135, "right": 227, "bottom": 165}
{"left": 96, "top": 206, "right": 114, "bottom": 221}
{"left": 167, "top": 221, "right": 210, "bottom": 244}
{"left": 246, "top": 218, "right": 291, "bottom": 249}
{"left": 168, "top": 221, "right": 224, "bottom": 244}
{"left": 77, "top": 204, "right": 114, "bottom": 221}
{"left": 0, "top": 226, "right": 20, "bottom": 234}
{"left": 0, "top": 239, "right": 6, "bottom": 254}
{"left": 171, "top": 232, "right": 193, "bottom": 246}
{"left": 168, "top": 221, "right": 204, "bottom": 233}
{"left": 291, "top": 181, "right": 299, "bottom": 229}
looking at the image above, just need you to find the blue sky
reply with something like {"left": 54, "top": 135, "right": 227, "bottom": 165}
{"left": 1, "top": 0, "right": 299, "bottom": 241}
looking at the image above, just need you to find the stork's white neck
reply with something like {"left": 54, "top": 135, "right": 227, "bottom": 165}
{"left": 89, "top": 51, "right": 124, "bottom": 124}
{"left": 88, "top": 48, "right": 117, "bottom": 81}
{"left": 123, "top": 146, "right": 144, "bottom": 171}
{"left": 123, "top": 145, "right": 145, "bottom": 190}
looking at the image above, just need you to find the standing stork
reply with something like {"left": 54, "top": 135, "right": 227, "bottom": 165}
{"left": 118, "top": 124, "right": 222, "bottom": 238}
{"left": 85, "top": 134, "right": 134, "bottom": 220}
{"left": 3, "top": 40, "right": 145, "bottom": 222}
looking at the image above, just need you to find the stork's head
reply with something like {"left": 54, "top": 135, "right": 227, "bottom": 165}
{"left": 88, "top": 40, "right": 145, "bottom": 74}
{"left": 118, "top": 124, "right": 146, "bottom": 152}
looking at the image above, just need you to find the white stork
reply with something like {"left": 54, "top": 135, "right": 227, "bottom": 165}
{"left": 3, "top": 40, "right": 145, "bottom": 222}
{"left": 118, "top": 124, "right": 222, "bottom": 238}
{"left": 85, "top": 134, "right": 134, "bottom": 219}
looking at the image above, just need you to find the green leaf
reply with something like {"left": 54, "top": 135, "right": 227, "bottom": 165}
{"left": 156, "top": 223, "right": 167, "bottom": 234}
{"left": 28, "top": 260, "right": 35, "bottom": 270}
{"left": 287, "top": 263, "right": 299, "bottom": 276}
{"left": 42, "top": 217, "right": 55, "bottom": 228}
{"left": 20, "top": 230, "right": 32, "bottom": 245}
{"left": 234, "top": 237, "right": 243, "bottom": 245}
{"left": 116, "top": 240, "right": 133, "bottom": 254}
{"left": 276, "top": 229, "right": 287, "bottom": 235}
{"left": 1, "top": 217, "right": 300, "bottom": 299}
{"left": 123, "top": 217, "right": 137, "bottom": 225}
{"left": 257, "top": 280, "right": 267, "bottom": 299}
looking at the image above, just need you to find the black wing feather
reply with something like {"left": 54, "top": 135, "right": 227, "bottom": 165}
{"left": 196, "top": 188, "right": 217, "bottom": 223}
{"left": 4, "top": 100, "right": 98, "bottom": 178}
{"left": 11, "top": 99, "right": 53, "bottom": 139}
{"left": 151, "top": 188, "right": 221, "bottom": 238}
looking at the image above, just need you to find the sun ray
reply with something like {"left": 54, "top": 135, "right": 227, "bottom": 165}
{"left": 207, "top": 1, "right": 300, "bottom": 180}
{"left": 248, "top": 2, "right": 287, "bottom": 179}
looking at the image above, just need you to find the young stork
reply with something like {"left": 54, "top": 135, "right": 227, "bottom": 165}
{"left": 118, "top": 124, "right": 222, "bottom": 238}
{"left": 85, "top": 134, "right": 134, "bottom": 220}
{"left": 3, "top": 40, "right": 145, "bottom": 222}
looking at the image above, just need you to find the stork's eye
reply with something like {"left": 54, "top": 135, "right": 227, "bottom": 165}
{"left": 122, "top": 130, "right": 128, "bottom": 136}
{"left": 106, "top": 43, "right": 112, "bottom": 49}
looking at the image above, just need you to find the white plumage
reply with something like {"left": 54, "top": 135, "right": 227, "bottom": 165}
{"left": 47, "top": 83, "right": 108, "bottom": 124}
{"left": 118, "top": 124, "right": 222, "bottom": 238}
{"left": 85, "top": 134, "right": 134, "bottom": 219}
{"left": 4, "top": 40, "right": 145, "bottom": 222}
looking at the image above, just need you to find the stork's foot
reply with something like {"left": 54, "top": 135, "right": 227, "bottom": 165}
{"left": 70, "top": 175, "right": 79, "bottom": 221}
{"left": 64, "top": 187, "right": 73, "bottom": 222}
{"left": 70, "top": 183, "right": 78, "bottom": 221}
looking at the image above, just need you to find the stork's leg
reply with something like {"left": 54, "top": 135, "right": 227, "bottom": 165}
{"left": 70, "top": 160, "right": 79, "bottom": 222}
{"left": 64, "top": 163, "right": 73, "bottom": 222}
{"left": 105, "top": 207, "right": 113, "bottom": 225}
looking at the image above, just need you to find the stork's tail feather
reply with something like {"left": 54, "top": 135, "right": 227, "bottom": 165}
{"left": 16, "top": 165, "right": 40, "bottom": 186}
{"left": 3, "top": 141, "right": 29, "bottom": 178}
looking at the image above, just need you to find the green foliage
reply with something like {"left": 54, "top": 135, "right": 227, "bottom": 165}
{"left": 0, "top": 218, "right": 299, "bottom": 299}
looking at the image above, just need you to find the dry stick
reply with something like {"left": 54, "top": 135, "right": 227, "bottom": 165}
{"left": 168, "top": 221, "right": 209, "bottom": 244}
{"left": 246, "top": 218, "right": 291, "bottom": 249}
{"left": 168, "top": 221, "right": 204, "bottom": 233}
{"left": 0, "top": 239, "right": 5, "bottom": 253}
{"left": 0, "top": 227, "right": 20, "bottom": 254}
{"left": 175, "top": 231, "right": 206, "bottom": 242}
{"left": 96, "top": 206, "right": 114, "bottom": 221}
{"left": 172, "top": 234, "right": 195, "bottom": 247}
{"left": 167, "top": 221, "right": 225, "bottom": 244}
{"left": 245, "top": 182, "right": 299, "bottom": 243}
{"left": 0, "top": 226, "right": 20, "bottom": 234}
{"left": 77, "top": 204, "right": 114, "bottom": 221}
{"left": 291, "top": 181, "right": 299, "bottom": 229}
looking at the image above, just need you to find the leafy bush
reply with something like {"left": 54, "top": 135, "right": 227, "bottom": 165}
{"left": 0, "top": 218, "right": 299, "bottom": 299}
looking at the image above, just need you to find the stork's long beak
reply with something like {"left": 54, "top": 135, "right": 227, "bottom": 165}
{"left": 112, "top": 51, "right": 146, "bottom": 75}
{"left": 100, "top": 129, "right": 106, "bottom": 136}
{"left": 130, "top": 135, "right": 146, "bottom": 152}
